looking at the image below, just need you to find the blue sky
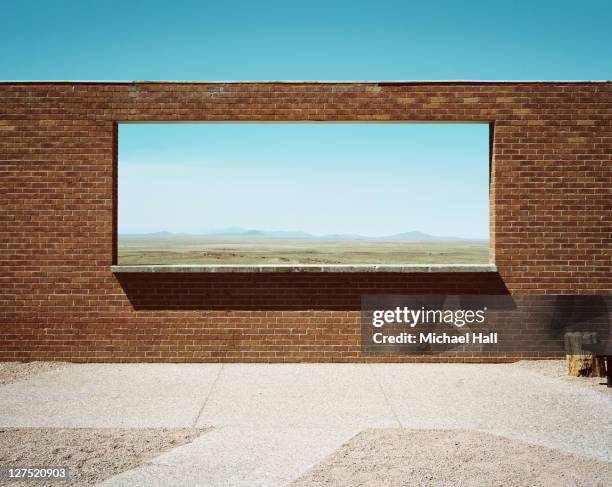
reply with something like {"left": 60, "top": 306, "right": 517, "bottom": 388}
{"left": 120, "top": 123, "right": 489, "bottom": 238}
{"left": 3, "top": 1, "right": 609, "bottom": 239}
{"left": 1, "top": 0, "right": 610, "bottom": 80}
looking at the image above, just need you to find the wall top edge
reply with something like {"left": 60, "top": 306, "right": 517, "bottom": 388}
{"left": 0, "top": 80, "right": 610, "bottom": 85}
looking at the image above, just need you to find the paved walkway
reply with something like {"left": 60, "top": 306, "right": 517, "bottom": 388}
{"left": 0, "top": 363, "right": 610, "bottom": 486}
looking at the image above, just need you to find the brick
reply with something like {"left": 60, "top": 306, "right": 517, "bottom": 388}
{"left": 0, "top": 81, "right": 610, "bottom": 363}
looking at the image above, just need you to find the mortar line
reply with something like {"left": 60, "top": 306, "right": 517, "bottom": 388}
{"left": 193, "top": 363, "right": 224, "bottom": 427}
{"left": 369, "top": 364, "right": 402, "bottom": 427}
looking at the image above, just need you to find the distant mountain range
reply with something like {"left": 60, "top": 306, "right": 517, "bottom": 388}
{"left": 120, "top": 228, "right": 485, "bottom": 241}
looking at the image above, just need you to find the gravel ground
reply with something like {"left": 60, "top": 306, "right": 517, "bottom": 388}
{"left": 292, "top": 429, "right": 612, "bottom": 487}
{"left": 512, "top": 360, "right": 611, "bottom": 395}
{"left": 0, "top": 427, "right": 210, "bottom": 486}
{"left": 1, "top": 360, "right": 610, "bottom": 486}
{"left": 0, "top": 363, "right": 71, "bottom": 385}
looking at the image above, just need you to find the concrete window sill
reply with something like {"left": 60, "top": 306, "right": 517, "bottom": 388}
{"left": 110, "top": 264, "right": 498, "bottom": 273}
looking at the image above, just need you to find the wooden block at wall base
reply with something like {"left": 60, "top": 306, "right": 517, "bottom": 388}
{"left": 565, "top": 332, "right": 606, "bottom": 378}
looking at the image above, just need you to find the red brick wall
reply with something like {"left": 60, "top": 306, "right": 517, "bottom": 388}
{"left": 1, "top": 81, "right": 610, "bottom": 362}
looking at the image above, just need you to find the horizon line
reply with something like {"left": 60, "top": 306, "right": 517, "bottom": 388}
{"left": 118, "top": 230, "right": 489, "bottom": 240}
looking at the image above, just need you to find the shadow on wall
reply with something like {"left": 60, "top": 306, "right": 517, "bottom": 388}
{"left": 114, "top": 272, "right": 511, "bottom": 311}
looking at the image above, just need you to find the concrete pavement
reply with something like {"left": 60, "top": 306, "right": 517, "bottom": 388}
{"left": 0, "top": 364, "right": 222, "bottom": 428}
{"left": 0, "top": 363, "right": 610, "bottom": 486}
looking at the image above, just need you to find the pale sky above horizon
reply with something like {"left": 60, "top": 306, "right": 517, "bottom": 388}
{"left": 119, "top": 123, "right": 490, "bottom": 239}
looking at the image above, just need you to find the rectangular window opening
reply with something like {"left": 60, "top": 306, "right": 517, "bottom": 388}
{"left": 116, "top": 123, "right": 491, "bottom": 270}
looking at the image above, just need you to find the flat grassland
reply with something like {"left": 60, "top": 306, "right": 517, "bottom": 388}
{"left": 118, "top": 236, "right": 489, "bottom": 265}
